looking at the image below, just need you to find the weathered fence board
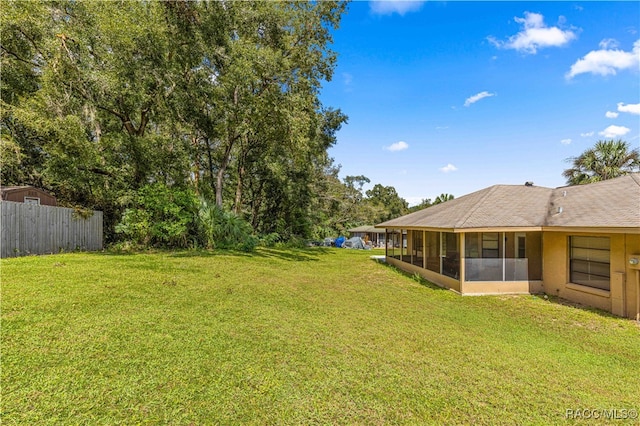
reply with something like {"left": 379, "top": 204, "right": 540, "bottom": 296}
{"left": 1, "top": 201, "right": 103, "bottom": 258}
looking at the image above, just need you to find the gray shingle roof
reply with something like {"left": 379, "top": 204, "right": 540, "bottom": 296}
{"left": 545, "top": 173, "right": 640, "bottom": 228}
{"left": 378, "top": 173, "right": 640, "bottom": 230}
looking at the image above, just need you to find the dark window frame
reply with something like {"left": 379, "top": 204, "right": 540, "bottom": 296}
{"left": 569, "top": 236, "right": 610, "bottom": 291}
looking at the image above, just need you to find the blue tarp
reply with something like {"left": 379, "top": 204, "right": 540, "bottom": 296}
{"left": 335, "top": 236, "right": 345, "bottom": 248}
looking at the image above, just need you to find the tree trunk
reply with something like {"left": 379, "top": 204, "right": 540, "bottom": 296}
{"left": 216, "top": 86, "right": 241, "bottom": 207}
{"left": 192, "top": 135, "right": 200, "bottom": 193}
{"left": 251, "top": 179, "right": 265, "bottom": 229}
{"left": 215, "top": 139, "right": 234, "bottom": 207}
{"left": 205, "top": 137, "right": 215, "bottom": 193}
{"left": 234, "top": 164, "right": 244, "bottom": 214}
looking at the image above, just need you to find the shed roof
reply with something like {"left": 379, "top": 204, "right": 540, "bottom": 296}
{"left": 0, "top": 186, "right": 55, "bottom": 198}
{"left": 0, "top": 186, "right": 34, "bottom": 193}
{"left": 348, "top": 225, "right": 386, "bottom": 234}
{"left": 378, "top": 173, "right": 640, "bottom": 231}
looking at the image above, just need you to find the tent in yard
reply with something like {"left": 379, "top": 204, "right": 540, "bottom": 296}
{"left": 343, "top": 237, "right": 369, "bottom": 250}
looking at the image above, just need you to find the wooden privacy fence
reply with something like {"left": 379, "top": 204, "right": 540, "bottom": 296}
{"left": 1, "top": 201, "right": 103, "bottom": 258}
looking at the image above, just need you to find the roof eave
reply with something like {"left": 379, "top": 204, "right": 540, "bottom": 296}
{"left": 541, "top": 226, "right": 640, "bottom": 234}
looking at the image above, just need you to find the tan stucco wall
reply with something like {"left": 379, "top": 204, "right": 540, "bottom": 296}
{"left": 387, "top": 256, "right": 461, "bottom": 293}
{"left": 526, "top": 232, "right": 543, "bottom": 280}
{"left": 623, "top": 234, "right": 640, "bottom": 320}
{"left": 461, "top": 280, "right": 543, "bottom": 295}
{"left": 542, "top": 231, "right": 640, "bottom": 319}
{"left": 388, "top": 256, "right": 542, "bottom": 296}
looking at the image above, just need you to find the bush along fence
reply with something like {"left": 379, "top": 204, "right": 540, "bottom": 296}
{"left": 1, "top": 201, "right": 103, "bottom": 258}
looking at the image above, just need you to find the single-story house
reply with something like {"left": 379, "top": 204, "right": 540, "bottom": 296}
{"left": 378, "top": 174, "right": 640, "bottom": 320}
{"left": 348, "top": 225, "right": 387, "bottom": 247}
{"left": 0, "top": 186, "right": 57, "bottom": 206}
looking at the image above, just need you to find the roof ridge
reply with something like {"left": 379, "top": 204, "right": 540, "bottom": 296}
{"left": 456, "top": 185, "right": 499, "bottom": 228}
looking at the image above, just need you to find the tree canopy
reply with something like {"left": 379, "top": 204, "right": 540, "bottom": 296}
{"left": 1, "top": 0, "right": 354, "bottom": 243}
{"left": 0, "top": 0, "right": 456, "bottom": 246}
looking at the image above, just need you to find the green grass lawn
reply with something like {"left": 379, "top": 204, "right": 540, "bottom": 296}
{"left": 2, "top": 248, "right": 639, "bottom": 425}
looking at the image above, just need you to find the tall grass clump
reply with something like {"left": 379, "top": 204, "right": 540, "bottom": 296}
{"left": 197, "top": 198, "right": 257, "bottom": 251}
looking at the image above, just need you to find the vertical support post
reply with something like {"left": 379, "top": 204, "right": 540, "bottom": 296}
{"left": 409, "top": 230, "right": 413, "bottom": 265}
{"left": 385, "top": 230, "right": 388, "bottom": 258}
{"left": 459, "top": 232, "right": 466, "bottom": 292}
{"left": 502, "top": 232, "right": 506, "bottom": 282}
{"left": 423, "top": 230, "right": 427, "bottom": 271}
{"left": 440, "top": 232, "right": 444, "bottom": 274}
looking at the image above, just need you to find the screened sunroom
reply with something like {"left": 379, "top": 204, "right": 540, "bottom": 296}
{"left": 384, "top": 227, "right": 543, "bottom": 294}
{"left": 379, "top": 183, "right": 553, "bottom": 294}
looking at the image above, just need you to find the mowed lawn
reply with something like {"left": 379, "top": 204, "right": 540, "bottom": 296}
{"left": 2, "top": 248, "right": 639, "bottom": 425}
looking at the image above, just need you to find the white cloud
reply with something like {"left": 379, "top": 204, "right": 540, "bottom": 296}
{"left": 464, "top": 91, "right": 495, "bottom": 107}
{"left": 439, "top": 163, "right": 458, "bottom": 173}
{"left": 385, "top": 141, "right": 409, "bottom": 152}
{"left": 488, "top": 12, "right": 577, "bottom": 54}
{"left": 605, "top": 111, "right": 619, "bottom": 118}
{"left": 599, "top": 38, "right": 620, "bottom": 50}
{"left": 599, "top": 125, "right": 631, "bottom": 138}
{"left": 370, "top": 1, "right": 424, "bottom": 16}
{"left": 618, "top": 102, "right": 640, "bottom": 115}
{"left": 560, "top": 138, "right": 572, "bottom": 145}
{"left": 580, "top": 131, "right": 594, "bottom": 137}
{"left": 566, "top": 39, "right": 640, "bottom": 79}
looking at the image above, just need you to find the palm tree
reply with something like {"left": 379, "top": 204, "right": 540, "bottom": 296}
{"left": 563, "top": 139, "right": 640, "bottom": 185}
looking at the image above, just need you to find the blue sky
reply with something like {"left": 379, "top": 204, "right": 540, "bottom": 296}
{"left": 320, "top": 1, "right": 640, "bottom": 205}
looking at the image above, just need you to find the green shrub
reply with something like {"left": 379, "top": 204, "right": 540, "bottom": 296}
{"left": 115, "top": 184, "right": 198, "bottom": 248}
{"left": 275, "top": 235, "right": 308, "bottom": 249}
{"left": 197, "top": 198, "right": 257, "bottom": 252}
{"left": 258, "top": 232, "right": 281, "bottom": 247}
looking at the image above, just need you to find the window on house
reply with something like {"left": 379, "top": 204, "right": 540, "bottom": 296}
{"left": 516, "top": 234, "right": 526, "bottom": 259}
{"left": 570, "top": 236, "right": 610, "bottom": 291}
{"left": 482, "top": 233, "right": 499, "bottom": 258}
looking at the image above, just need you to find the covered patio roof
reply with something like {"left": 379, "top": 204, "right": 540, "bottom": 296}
{"left": 348, "top": 225, "right": 387, "bottom": 234}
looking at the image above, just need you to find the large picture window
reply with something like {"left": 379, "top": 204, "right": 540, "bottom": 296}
{"left": 570, "top": 236, "right": 610, "bottom": 291}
